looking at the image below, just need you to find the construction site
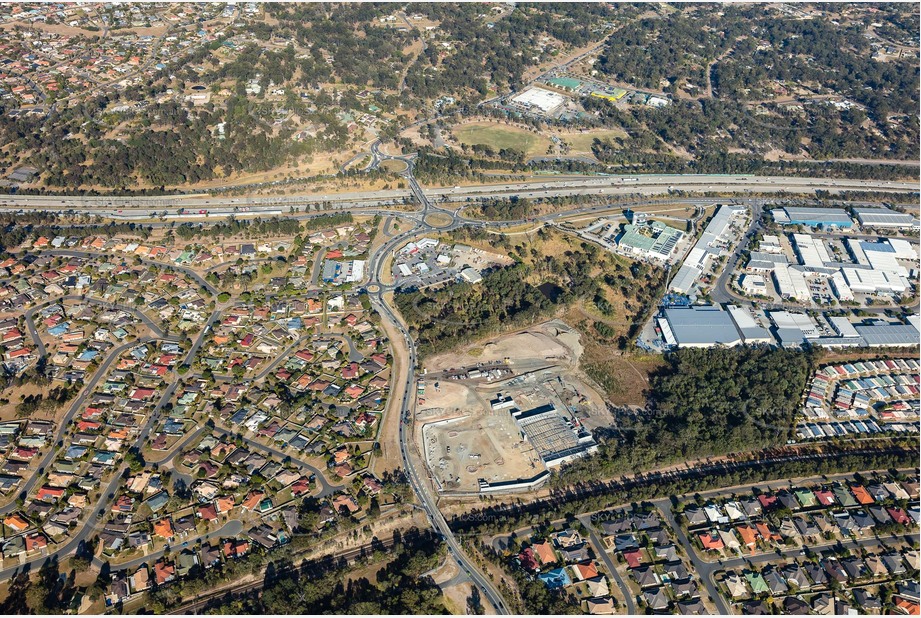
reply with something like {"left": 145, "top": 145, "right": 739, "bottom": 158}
{"left": 417, "top": 321, "right": 610, "bottom": 494}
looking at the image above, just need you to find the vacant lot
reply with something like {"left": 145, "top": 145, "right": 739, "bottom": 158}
{"left": 452, "top": 122, "right": 551, "bottom": 157}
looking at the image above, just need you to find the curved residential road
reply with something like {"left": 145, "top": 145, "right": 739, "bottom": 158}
{"left": 250, "top": 333, "right": 317, "bottom": 382}
{"left": 0, "top": 336, "right": 173, "bottom": 517}
{"left": 95, "top": 519, "right": 245, "bottom": 574}
{"left": 577, "top": 514, "right": 636, "bottom": 614}
{"left": 204, "top": 256, "right": 288, "bottom": 275}
{"left": 24, "top": 294, "right": 171, "bottom": 358}
{"left": 24, "top": 249, "right": 219, "bottom": 297}
{"left": 0, "top": 300, "right": 212, "bottom": 572}
{"left": 210, "top": 427, "right": 341, "bottom": 499}
{"left": 148, "top": 425, "right": 208, "bottom": 466}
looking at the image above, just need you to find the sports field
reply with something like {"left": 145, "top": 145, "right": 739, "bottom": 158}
{"left": 452, "top": 122, "right": 551, "bottom": 157}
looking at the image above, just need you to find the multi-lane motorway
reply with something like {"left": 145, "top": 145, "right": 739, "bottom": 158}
{"left": 1, "top": 173, "right": 916, "bottom": 221}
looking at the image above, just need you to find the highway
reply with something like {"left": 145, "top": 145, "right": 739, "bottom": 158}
{"left": 1, "top": 174, "right": 916, "bottom": 221}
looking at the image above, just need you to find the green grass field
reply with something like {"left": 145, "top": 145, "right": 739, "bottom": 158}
{"left": 564, "top": 129, "right": 627, "bottom": 154}
{"left": 452, "top": 122, "right": 550, "bottom": 157}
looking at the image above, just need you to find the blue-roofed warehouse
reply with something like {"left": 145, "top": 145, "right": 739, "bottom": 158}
{"left": 775, "top": 207, "right": 853, "bottom": 229}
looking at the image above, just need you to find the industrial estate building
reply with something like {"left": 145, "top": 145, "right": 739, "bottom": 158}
{"left": 670, "top": 204, "right": 747, "bottom": 294}
{"left": 658, "top": 304, "right": 919, "bottom": 350}
{"left": 578, "top": 215, "right": 685, "bottom": 265}
{"left": 657, "top": 304, "right": 770, "bottom": 348}
{"left": 771, "top": 205, "right": 918, "bottom": 231}
{"left": 853, "top": 207, "right": 919, "bottom": 230}
{"left": 744, "top": 230, "right": 917, "bottom": 302}
{"left": 615, "top": 220, "right": 684, "bottom": 263}
{"left": 771, "top": 207, "right": 854, "bottom": 228}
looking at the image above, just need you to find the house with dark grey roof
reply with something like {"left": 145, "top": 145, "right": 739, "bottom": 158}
{"left": 762, "top": 567, "right": 788, "bottom": 595}
{"left": 783, "top": 596, "right": 811, "bottom": 615}
{"left": 676, "top": 599, "right": 706, "bottom": 615}
{"left": 670, "top": 578, "right": 698, "bottom": 599}
{"left": 804, "top": 563, "right": 828, "bottom": 587}
{"left": 632, "top": 566, "right": 661, "bottom": 589}
{"left": 683, "top": 507, "right": 708, "bottom": 527}
{"left": 642, "top": 588, "right": 669, "bottom": 611}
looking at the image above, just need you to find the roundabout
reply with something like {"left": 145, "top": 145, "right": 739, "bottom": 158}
{"left": 424, "top": 211, "right": 455, "bottom": 228}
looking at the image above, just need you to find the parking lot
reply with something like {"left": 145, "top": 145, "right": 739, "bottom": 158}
{"left": 391, "top": 239, "right": 513, "bottom": 291}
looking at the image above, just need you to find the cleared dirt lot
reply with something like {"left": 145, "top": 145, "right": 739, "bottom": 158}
{"left": 422, "top": 402, "right": 543, "bottom": 492}
{"left": 418, "top": 320, "right": 611, "bottom": 494}
{"left": 425, "top": 322, "right": 580, "bottom": 373}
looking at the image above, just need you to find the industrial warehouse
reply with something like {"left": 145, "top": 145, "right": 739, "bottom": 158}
{"left": 771, "top": 206, "right": 854, "bottom": 228}
{"left": 670, "top": 204, "right": 748, "bottom": 294}
{"left": 656, "top": 304, "right": 920, "bottom": 350}
{"left": 657, "top": 304, "right": 771, "bottom": 348}
{"left": 747, "top": 230, "right": 917, "bottom": 303}
{"left": 853, "top": 207, "right": 920, "bottom": 229}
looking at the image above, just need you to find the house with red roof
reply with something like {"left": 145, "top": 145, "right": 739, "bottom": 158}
{"left": 518, "top": 547, "right": 538, "bottom": 571}
{"left": 295, "top": 350, "right": 315, "bottom": 362}
{"left": 291, "top": 477, "right": 312, "bottom": 497}
{"left": 222, "top": 539, "right": 249, "bottom": 559}
{"left": 341, "top": 362, "right": 359, "bottom": 379}
{"left": 887, "top": 507, "right": 911, "bottom": 525}
{"left": 532, "top": 540, "right": 556, "bottom": 565}
{"left": 894, "top": 596, "right": 920, "bottom": 616}
{"left": 755, "top": 522, "right": 782, "bottom": 542}
{"left": 698, "top": 532, "right": 724, "bottom": 551}
{"left": 4, "top": 514, "right": 30, "bottom": 533}
{"left": 332, "top": 494, "right": 360, "bottom": 514}
{"left": 623, "top": 548, "right": 644, "bottom": 569}
{"left": 25, "top": 532, "right": 49, "bottom": 553}
{"left": 197, "top": 503, "right": 218, "bottom": 522}
{"left": 736, "top": 525, "right": 759, "bottom": 548}
{"left": 153, "top": 518, "right": 174, "bottom": 540}
{"left": 344, "top": 385, "right": 365, "bottom": 399}
{"left": 216, "top": 496, "right": 235, "bottom": 514}
{"left": 154, "top": 559, "right": 175, "bottom": 585}
{"left": 850, "top": 485, "right": 874, "bottom": 505}
{"left": 37, "top": 486, "right": 65, "bottom": 503}
{"left": 571, "top": 561, "right": 599, "bottom": 581}
{"left": 241, "top": 491, "right": 264, "bottom": 511}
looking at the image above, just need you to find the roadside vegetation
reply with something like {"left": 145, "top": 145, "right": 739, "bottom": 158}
{"left": 450, "top": 443, "right": 917, "bottom": 536}
{"left": 558, "top": 347, "right": 815, "bottom": 484}
{"left": 395, "top": 227, "right": 662, "bottom": 358}
{"left": 185, "top": 529, "right": 446, "bottom": 614}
